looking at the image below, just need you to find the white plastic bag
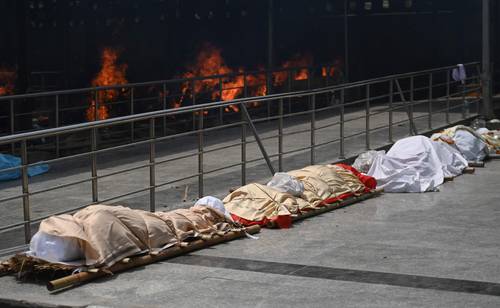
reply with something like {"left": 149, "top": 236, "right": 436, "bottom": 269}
{"left": 28, "top": 231, "right": 84, "bottom": 263}
{"left": 266, "top": 173, "right": 304, "bottom": 196}
{"left": 353, "top": 150, "right": 385, "bottom": 173}
{"left": 195, "top": 196, "right": 232, "bottom": 220}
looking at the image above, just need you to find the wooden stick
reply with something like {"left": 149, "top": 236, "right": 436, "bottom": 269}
{"left": 182, "top": 185, "right": 189, "bottom": 202}
{"left": 463, "top": 167, "right": 475, "bottom": 174}
{"left": 468, "top": 161, "right": 485, "bottom": 168}
{"left": 47, "top": 225, "right": 260, "bottom": 292}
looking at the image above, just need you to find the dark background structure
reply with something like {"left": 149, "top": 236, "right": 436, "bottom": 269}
{"left": 0, "top": 0, "right": 498, "bottom": 93}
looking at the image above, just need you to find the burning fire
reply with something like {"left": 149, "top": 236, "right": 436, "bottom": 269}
{"left": 176, "top": 43, "right": 275, "bottom": 113}
{"left": 177, "top": 43, "right": 245, "bottom": 112}
{"left": 322, "top": 66, "right": 335, "bottom": 77}
{"left": 174, "top": 47, "right": 320, "bottom": 113}
{"left": 82, "top": 44, "right": 337, "bottom": 118}
{"left": 86, "top": 48, "right": 128, "bottom": 121}
{"left": 273, "top": 53, "right": 314, "bottom": 86}
{"left": 0, "top": 67, "right": 16, "bottom": 96}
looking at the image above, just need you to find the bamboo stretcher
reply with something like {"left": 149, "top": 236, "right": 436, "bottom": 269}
{"left": 468, "top": 161, "right": 485, "bottom": 168}
{"left": 265, "top": 188, "right": 383, "bottom": 229}
{"left": 444, "top": 167, "right": 475, "bottom": 182}
{"left": 46, "top": 225, "right": 260, "bottom": 292}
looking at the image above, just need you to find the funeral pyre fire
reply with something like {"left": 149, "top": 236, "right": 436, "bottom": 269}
{"left": 176, "top": 43, "right": 267, "bottom": 113}
{"left": 175, "top": 43, "right": 333, "bottom": 113}
{"left": 84, "top": 43, "right": 337, "bottom": 120}
{"left": 0, "top": 67, "right": 16, "bottom": 96}
{"left": 86, "top": 48, "right": 128, "bottom": 121}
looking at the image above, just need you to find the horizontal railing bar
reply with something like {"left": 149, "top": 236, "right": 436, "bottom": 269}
{"left": 314, "top": 121, "right": 341, "bottom": 131}
{"left": 280, "top": 128, "right": 311, "bottom": 137}
{"left": 29, "top": 178, "right": 94, "bottom": 196}
{"left": 155, "top": 152, "right": 199, "bottom": 166}
{"left": 245, "top": 134, "right": 279, "bottom": 144}
{"left": 245, "top": 153, "right": 280, "bottom": 164}
{"left": 314, "top": 137, "right": 341, "bottom": 148}
{"left": 0, "top": 194, "right": 24, "bottom": 204}
{"left": 344, "top": 130, "right": 368, "bottom": 139}
{"left": 203, "top": 162, "right": 243, "bottom": 175}
{"left": 98, "top": 187, "right": 152, "bottom": 203}
{"left": 97, "top": 163, "right": 150, "bottom": 180}
{"left": 202, "top": 142, "right": 244, "bottom": 154}
{"left": 0, "top": 64, "right": 333, "bottom": 101}
{"left": 0, "top": 63, "right": 480, "bottom": 145}
{"left": 155, "top": 174, "right": 200, "bottom": 189}
{"left": 281, "top": 145, "right": 311, "bottom": 156}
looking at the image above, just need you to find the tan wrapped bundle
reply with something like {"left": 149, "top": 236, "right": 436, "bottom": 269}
{"left": 37, "top": 204, "right": 238, "bottom": 267}
{"left": 223, "top": 183, "right": 309, "bottom": 228}
{"left": 155, "top": 205, "right": 234, "bottom": 242}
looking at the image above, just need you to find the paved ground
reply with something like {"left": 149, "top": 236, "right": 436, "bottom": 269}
{"left": 0, "top": 156, "right": 499, "bottom": 307}
{"left": 0, "top": 99, "right": 472, "bottom": 251}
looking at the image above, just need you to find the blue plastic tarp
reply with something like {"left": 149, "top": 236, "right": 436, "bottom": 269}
{"left": 0, "top": 154, "right": 49, "bottom": 181}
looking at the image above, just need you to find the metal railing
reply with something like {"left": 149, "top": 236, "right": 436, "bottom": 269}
{"left": 0, "top": 64, "right": 341, "bottom": 155}
{"left": 0, "top": 62, "right": 482, "bottom": 252}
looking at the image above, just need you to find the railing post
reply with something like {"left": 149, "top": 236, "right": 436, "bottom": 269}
{"left": 130, "top": 88, "right": 135, "bottom": 142}
{"left": 267, "top": 68, "right": 273, "bottom": 117}
{"left": 462, "top": 77, "right": 467, "bottom": 119}
{"left": 310, "top": 94, "right": 316, "bottom": 165}
{"left": 243, "top": 72, "right": 248, "bottom": 97}
{"left": 219, "top": 77, "right": 224, "bottom": 125}
{"left": 326, "top": 65, "right": 330, "bottom": 86}
{"left": 241, "top": 108, "right": 247, "bottom": 186}
{"left": 191, "top": 81, "right": 196, "bottom": 131}
{"left": 55, "top": 95, "right": 60, "bottom": 157}
{"left": 409, "top": 76, "right": 415, "bottom": 136}
{"left": 21, "top": 140, "right": 31, "bottom": 243}
{"left": 162, "top": 83, "right": 167, "bottom": 137}
{"left": 307, "top": 68, "right": 312, "bottom": 90}
{"left": 287, "top": 70, "right": 292, "bottom": 113}
{"left": 10, "top": 99, "right": 14, "bottom": 154}
{"left": 428, "top": 73, "right": 433, "bottom": 129}
{"left": 278, "top": 98, "right": 284, "bottom": 172}
{"left": 94, "top": 90, "right": 99, "bottom": 122}
{"left": 446, "top": 70, "right": 450, "bottom": 123}
{"left": 339, "top": 89, "right": 345, "bottom": 159}
{"left": 91, "top": 128, "right": 98, "bottom": 203}
{"left": 149, "top": 118, "right": 156, "bottom": 212}
{"left": 365, "top": 84, "right": 370, "bottom": 150}
{"left": 198, "top": 110, "right": 204, "bottom": 198}
{"left": 389, "top": 79, "right": 394, "bottom": 143}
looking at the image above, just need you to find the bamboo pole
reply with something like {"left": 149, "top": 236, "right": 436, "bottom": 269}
{"left": 468, "top": 161, "right": 485, "bottom": 168}
{"left": 266, "top": 189, "right": 383, "bottom": 228}
{"left": 47, "top": 225, "right": 261, "bottom": 292}
{"left": 462, "top": 167, "right": 475, "bottom": 174}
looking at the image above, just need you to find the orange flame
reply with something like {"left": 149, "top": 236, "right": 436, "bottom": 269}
{"left": 321, "top": 66, "right": 335, "bottom": 77}
{"left": 273, "top": 53, "right": 313, "bottom": 86}
{"left": 171, "top": 45, "right": 333, "bottom": 113}
{"left": 0, "top": 67, "right": 16, "bottom": 96}
{"left": 86, "top": 48, "right": 128, "bottom": 121}
{"left": 175, "top": 43, "right": 272, "bottom": 113}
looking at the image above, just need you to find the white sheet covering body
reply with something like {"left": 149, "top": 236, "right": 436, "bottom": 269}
{"left": 366, "top": 136, "right": 466, "bottom": 192}
{"left": 432, "top": 125, "right": 489, "bottom": 161}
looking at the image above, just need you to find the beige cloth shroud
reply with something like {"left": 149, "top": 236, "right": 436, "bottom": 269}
{"left": 39, "top": 204, "right": 236, "bottom": 267}
{"left": 223, "top": 183, "right": 309, "bottom": 223}
{"left": 224, "top": 165, "right": 367, "bottom": 223}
